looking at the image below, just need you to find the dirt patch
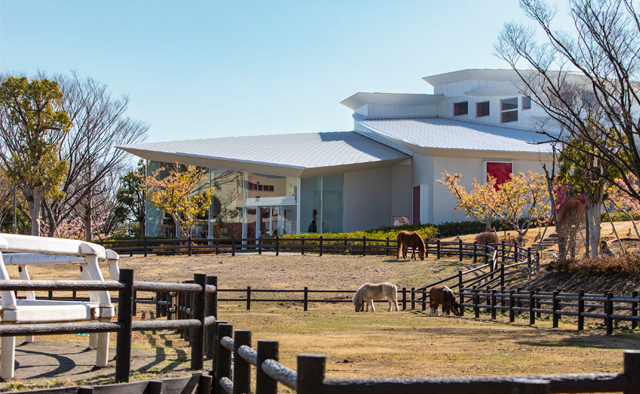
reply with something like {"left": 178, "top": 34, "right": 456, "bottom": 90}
{"left": 516, "top": 271, "right": 640, "bottom": 295}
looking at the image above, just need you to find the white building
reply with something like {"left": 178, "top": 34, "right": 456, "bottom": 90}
{"left": 118, "top": 69, "right": 554, "bottom": 238}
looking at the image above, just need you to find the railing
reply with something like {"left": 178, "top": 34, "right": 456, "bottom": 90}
{"left": 460, "top": 287, "right": 640, "bottom": 334}
{"left": 0, "top": 269, "right": 218, "bottom": 383}
{"left": 209, "top": 322, "right": 640, "bottom": 394}
{"left": 98, "top": 237, "right": 536, "bottom": 264}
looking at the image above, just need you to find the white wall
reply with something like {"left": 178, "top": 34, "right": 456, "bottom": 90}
{"left": 411, "top": 153, "right": 435, "bottom": 223}
{"left": 343, "top": 167, "right": 393, "bottom": 232}
{"left": 391, "top": 161, "right": 412, "bottom": 219}
{"left": 434, "top": 79, "right": 552, "bottom": 131}
{"left": 430, "top": 155, "right": 552, "bottom": 224}
{"left": 365, "top": 104, "right": 438, "bottom": 118}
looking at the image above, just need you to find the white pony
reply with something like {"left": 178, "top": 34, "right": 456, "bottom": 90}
{"left": 352, "top": 282, "right": 399, "bottom": 312}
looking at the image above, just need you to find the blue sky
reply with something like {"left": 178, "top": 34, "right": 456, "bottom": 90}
{"left": 0, "top": 1, "right": 572, "bottom": 144}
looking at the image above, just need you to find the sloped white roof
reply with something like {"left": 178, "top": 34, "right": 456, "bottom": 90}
{"left": 355, "top": 116, "right": 553, "bottom": 153}
{"left": 117, "top": 132, "right": 410, "bottom": 178}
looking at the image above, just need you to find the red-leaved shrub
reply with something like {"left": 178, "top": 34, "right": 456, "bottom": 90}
{"left": 475, "top": 231, "right": 499, "bottom": 244}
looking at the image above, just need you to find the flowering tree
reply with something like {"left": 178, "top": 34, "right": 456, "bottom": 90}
{"left": 142, "top": 163, "right": 214, "bottom": 239}
{"left": 440, "top": 171, "right": 550, "bottom": 246}
{"left": 608, "top": 173, "right": 640, "bottom": 239}
{"left": 438, "top": 171, "right": 497, "bottom": 231}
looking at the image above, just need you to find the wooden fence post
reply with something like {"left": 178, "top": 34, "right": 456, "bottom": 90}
{"left": 459, "top": 286, "right": 465, "bottom": 317}
{"left": 363, "top": 236, "right": 367, "bottom": 257}
{"left": 529, "top": 290, "right": 535, "bottom": 326}
{"left": 191, "top": 273, "right": 206, "bottom": 370}
{"left": 234, "top": 330, "right": 251, "bottom": 394}
{"left": 297, "top": 354, "right": 326, "bottom": 394}
{"left": 527, "top": 248, "right": 532, "bottom": 279}
{"left": 473, "top": 242, "right": 478, "bottom": 264}
{"left": 578, "top": 289, "right": 585, "bottom": 331}
{"left": 458, "top": 270, "right": 463, "bottom": 294}
{"left": 188, "top": 236, "right": 192, "bottom": 256}
{"left": 256, "top": 341, "right": 278, "bottom": 394}
{"left": 437, "top": 240, "right": 441, "bottom": 259}
{"left": 491, "top": 290, "right": 497, "bottom": 319}
{"left": 144, "top": 237, "right": 148, "bottom": 257}
{"left": 303, "top": 287, "right": 309, "bottom": 311}
{"left": 536, "top": 288, "right": 541, "bottom": 319}
{"left": 402, "top": 287, "right": 407, "bottom": 311}
{"left": 206, "top": 276, "right": 217, "bottom": 358}
{"left": 258, "top": 238, "right": 262, "bottom": 255}
{"left": 148, "top": 381, "right": 163, "bottom": 394}
{"left": 552, "top": 291, "right": 559, "bottom": 328}
{"left": 319, "top": 236, "right": 323, "bottom": 257}
{"left": 386, "top": 237, "right": 390, "bottom": 256}
{"left": 473, "top": 287, "right": 479, "bottom": 318}
{"left": 633, "top": 291, "right": 638, "bottom": 330}
{"left": 115, "top": 268, "right": 134, "bottom": 383}
{"left": 459, "top": 239, "right": 463, "bottom": 261}
{"left": 422, "top": 288, "right": 427, "bottom": 311}
{"left": 425, "top": 241, "right": 429, "bottom": 258}
{"left": 246, "top": 286, "right": 251, "bottom": 311}
{"left": 623, "top": 350, "right": 640, "bottom": 394}
{"left": 215, "top": 324, "right": 233, "bottom": 394}
{"left": 301, "top": 237, "right": 305, "bottom": 255}
{"left": 232, "top": 236, "right": 236, "bottom": 257}
{"left": 606, "top": 292, "right": 614, "bottom": 335}
{"left": 210, "top": 320, "right": 227, "bottom": 375}
{"left": 604, "top": 291, "right": 610, "bottom": 327}
{"left": 484, "top": 243, "right": 489, "bottom": 265}
{"left": 296, "top": 354, "right": 326, "bottom": 394}
{"left": 501, "top": 265, "right": 505, "bottom": 287}
{"left": 275, "top": 235, "right": 280, "bottom": 256}
{"left": 501, "top": 240, "right": 505, "bottom": 263}
{"left": 411, "top": 287, "right": 415, "bottom": 310}
{"left": 509, "top": 290, "right": 515, "bottom": 323}
{"left": 215, "top": 239, "right": 219, "bottom": 255}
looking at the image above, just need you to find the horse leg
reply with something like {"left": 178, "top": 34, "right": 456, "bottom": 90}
{"left": 397, "top": 243, "right": 402, "bottom": 259}
{"left": 369, "top": 299, "right": 375, "bottom": 312}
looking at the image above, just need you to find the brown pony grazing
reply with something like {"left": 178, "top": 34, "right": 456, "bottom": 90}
{"left": 396, "top": 231, "right": 412, "bottom": 259}
{"left": 429, "top": 285, "right": 460, "bottom": 316}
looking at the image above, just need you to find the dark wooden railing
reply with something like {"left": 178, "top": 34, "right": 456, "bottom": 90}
{"left": 0, "top": 269, "right": 218, "bottom": 383}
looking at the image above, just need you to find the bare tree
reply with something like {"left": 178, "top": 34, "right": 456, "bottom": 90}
{"left": 495, "top": 0, "right": 640, "bottom": 256}
{"left": 43, "top": 72, "right": 149, "bottom": 240}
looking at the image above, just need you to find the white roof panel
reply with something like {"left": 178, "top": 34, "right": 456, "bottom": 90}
{"left": 355, "top": 116, "right": 553, "bottom": 153}
{"left": 117, "top": 132, "right": 410, "bottom": 177}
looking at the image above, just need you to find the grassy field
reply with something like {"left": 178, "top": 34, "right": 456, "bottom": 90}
{"left": 1, "top": 252, "right": 638, "bottom": 392}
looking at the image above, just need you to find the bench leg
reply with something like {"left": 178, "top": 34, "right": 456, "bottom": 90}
{"left": 1, "top": 336, "right": 15, "bottom": 379}
{"left": 24, "top": 335, "right": 34, "bottom": 343}
{"left": 96, "top": 331, "right": 109, "bottom": 367}
{"left": 89, "top": 333, "right": 98, "bottom": 349}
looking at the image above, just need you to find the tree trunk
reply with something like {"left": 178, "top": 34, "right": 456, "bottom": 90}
{"left": 84, "top": 200, "right": 92, "bottom": 242}
{"left": 28, "top": 186, "right": 43, "bottom": 236}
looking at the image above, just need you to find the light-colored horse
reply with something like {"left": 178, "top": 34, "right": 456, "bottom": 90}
{"left": 353, "top": 282, "right": 399, "bottom": 312}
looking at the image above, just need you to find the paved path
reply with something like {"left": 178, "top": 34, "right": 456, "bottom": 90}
{"left": 7, "top": 340, "right": 176, "bottom": 383}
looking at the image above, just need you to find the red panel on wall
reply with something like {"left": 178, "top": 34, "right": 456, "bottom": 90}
{"left": 413, "top": 186, "right": 420, "bottom": 224}
{"left": 486, "top": 162, "right": 513, "bottom": 189}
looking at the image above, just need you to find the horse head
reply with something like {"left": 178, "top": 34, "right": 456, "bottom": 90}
{"left": 355, "top": 301, "right": 363, "bottom": 312}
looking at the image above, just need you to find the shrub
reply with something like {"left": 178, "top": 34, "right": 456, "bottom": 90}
{"left": 545, "top": 256, "right": 640, "bottom": 275}
{"left": 475, "top": 231, "right": 499, "bottom": 244}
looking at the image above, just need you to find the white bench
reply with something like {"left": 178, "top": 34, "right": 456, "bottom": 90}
{"left": 0, "top": 233, "right": 120, "bottom": 380}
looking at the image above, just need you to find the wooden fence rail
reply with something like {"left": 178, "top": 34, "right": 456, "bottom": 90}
{"left": 458, "top": 287, "right": 640, "bottom": 334}
{"left": 208, "top": 324, "right": 640, "bottom": 394}
{"left": 0, "top": 269, "right": 219, "bottom": 383}
{"left": 98, "top": 237, "right": 536, "bottom": 264}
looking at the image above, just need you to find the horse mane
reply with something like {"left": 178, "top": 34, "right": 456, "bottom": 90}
{"left": 353, "top": 283, "right": 367, "bottom": 305}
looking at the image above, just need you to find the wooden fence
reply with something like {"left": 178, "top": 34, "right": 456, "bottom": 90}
{"left": 0, "top": 268, "right": 218, "bottom": 383}
{"left": 207, "top": 323, "right": 640, "bottom": 394}
{"left": 97, "top": 237, "right": 538, "bottom": 264}
{"left": 460, "top": 287, "right": 640, "bottom": 334}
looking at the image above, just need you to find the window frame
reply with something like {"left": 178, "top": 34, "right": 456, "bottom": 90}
{"left": 476, "top": 101, "right": 490, "bottom": 118}
{"left": 483, "top": 160, "right": 513, "bottom": 189}
{"left": 453, "top": 101, "right": 468, "bottom": 116}
{"left": 501, "top": 97, "right": 519, "bottom": 123}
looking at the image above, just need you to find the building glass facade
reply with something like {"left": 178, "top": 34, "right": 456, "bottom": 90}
{"left": 145, "top": 161, "right": 343, "bottom": 238}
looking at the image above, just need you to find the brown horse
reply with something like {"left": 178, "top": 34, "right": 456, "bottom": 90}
{"left": 397, "top": 232, "right": 426, "bottom": 260}
{"left": 396, "top": 231, "right": 412, "bottom": 259}
{"left": 429, "top": 285, "right": 460, "bottom": 316}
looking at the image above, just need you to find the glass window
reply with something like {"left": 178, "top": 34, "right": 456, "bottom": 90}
{"left": 322, "top": 174, "right": 343, "bottom": 233}
{"left": 486, "top": 162, "right": 513, "bottom": 190}
{"left": 522, "top": 96, "right": 532, "bottom": 110}
{"left": 454, "top": 101, "right": 468, "bottom": 116}
{"left": 476, "top": 101, "right": 490, "bottom": 117}
{"left": 501, "top": 98, "right": 518, "bottom": 123}
{"left": 301, "top": 177, "right": 321, "bottom": 233}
